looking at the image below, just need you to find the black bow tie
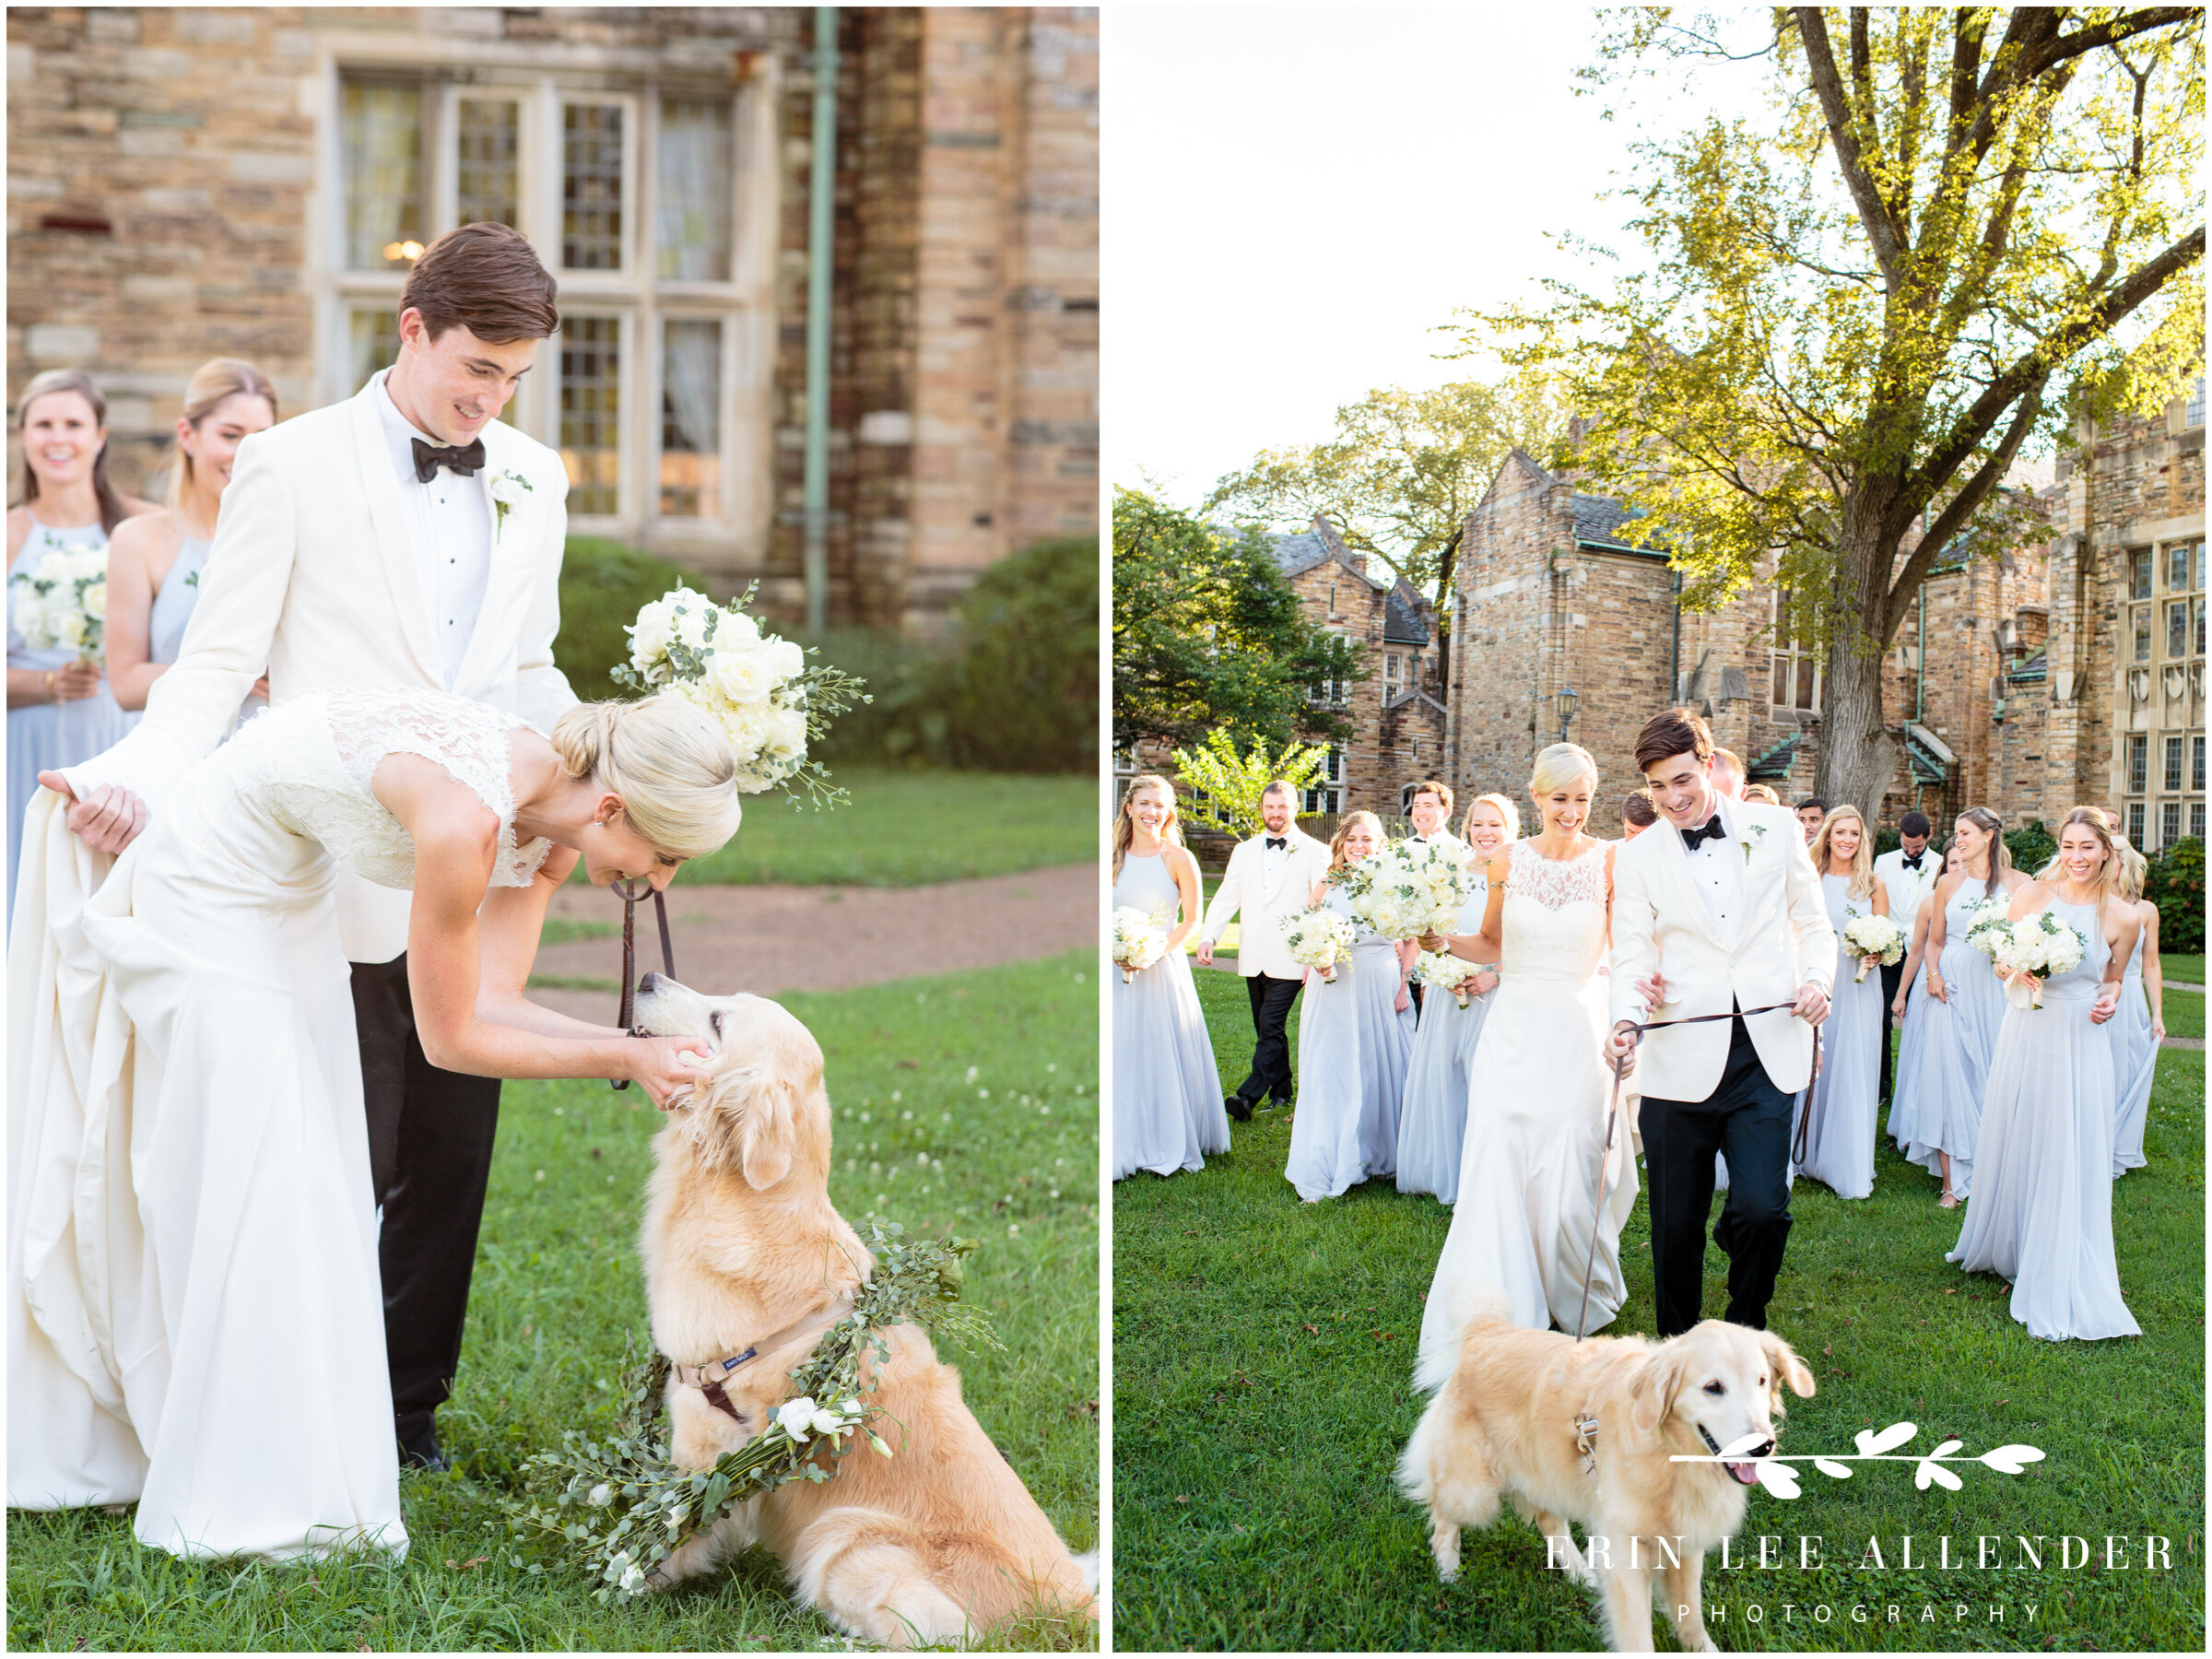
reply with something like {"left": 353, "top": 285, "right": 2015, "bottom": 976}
{"left": 1681, "top": 816, "right": 1727, "bottom": 852}
{"left": 412, "top": 437, "right": 486, "bottom": 483}
{"left": 1900, "top": 853, "right": 1924, "bottom": 870}
{"left": 1265, "top": 836, "right": 1287, "bottom": 851}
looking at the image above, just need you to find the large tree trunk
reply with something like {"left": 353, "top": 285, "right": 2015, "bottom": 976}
{"left": 1814, "top": 500, "right": 1903, "bottom": 816}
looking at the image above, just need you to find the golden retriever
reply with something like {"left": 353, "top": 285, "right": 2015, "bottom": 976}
{"left": 1398, "top": 1295, "right": 1814, "bottom": 1653}
{"left": 632, "top": 972, "right": 1097, "bottom": 1647}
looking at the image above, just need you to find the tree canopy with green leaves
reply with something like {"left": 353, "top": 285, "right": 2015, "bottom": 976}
{"left": 1112, "top": 487, "right": 1365, "bottom": 753}
{"left": 1205, "top": 374, "right": 1571, "bottom": 625}
{"left": 1168, "top": 729, "right": 1329, "bottom": 839}
{"left": 1453, "top": 6, "right": 2204, "bottom": 811}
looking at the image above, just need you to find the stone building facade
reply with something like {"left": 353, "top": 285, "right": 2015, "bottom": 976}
{"left": 1443, "top": 377, "right": 2205, "bottom": 848}
{"left": 6, "top": 5, "right": 1097, "bottom": 631}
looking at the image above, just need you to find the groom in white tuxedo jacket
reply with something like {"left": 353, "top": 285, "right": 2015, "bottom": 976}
{"left": 51, "top": 224, "right": 579, "bottom": 1471}
{"left": 1195, "top": 782, "right": 1332, "bottom": 1119}
{"left": 1606, "top": 710, "right": 1834, "bottom": 1337}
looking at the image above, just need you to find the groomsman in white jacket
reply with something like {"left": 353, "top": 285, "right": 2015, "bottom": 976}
{"left": 1871, "top": 810, "right": 1941, "bottom": 1104}
{"left": 43, "top": 225, "right": 578, "bottom": 1473}
{"left": 1195, "top": 781, "right": 1332, "bottom": 1121}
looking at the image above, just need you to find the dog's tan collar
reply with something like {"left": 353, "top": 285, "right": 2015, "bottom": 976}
{"left": 669, "top": 1299, "right": 856, "bottom": 1402}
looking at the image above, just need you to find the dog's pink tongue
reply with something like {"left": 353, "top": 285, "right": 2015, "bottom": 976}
{"left": 1726, "top": 1461, "right": 1759, "bottom": 1485}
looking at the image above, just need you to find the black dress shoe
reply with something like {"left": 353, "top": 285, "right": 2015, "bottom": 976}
{"left": 1225, "top": 1093, "right": 1253, "bottom": 1122}
{"left": 401, "top": 1445, "right": 453, "bottom": 1475}
{"left": 396, "top": 1410, "right": 450, "bottom": 1473}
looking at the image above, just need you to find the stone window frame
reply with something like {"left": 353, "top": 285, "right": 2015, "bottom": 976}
{"left": 2189, "top": 375, "right": 2206, "bottom": 431}
{"left": 1303, "top": 747, "right": 1344, "bottom": 816}
{"left": 2125, "top": 800, "right": 2147, "bottom": 846}
{"left": 2126, "top": 734, "right": 2148, "bottom": 794}
{"left": 1768, "top": 588, "right": 1820, "bottom": 714}
{"left": 310, "top": 40, "right": 781, "bottom": 560}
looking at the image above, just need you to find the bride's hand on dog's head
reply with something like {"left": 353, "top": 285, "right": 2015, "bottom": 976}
{"left": 630, "top": 1033, "right": 712, "bottom": 1109}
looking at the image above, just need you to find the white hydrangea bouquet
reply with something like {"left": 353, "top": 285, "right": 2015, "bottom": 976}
{"left": 1412, "top": 949, "right": 1483, "bottom": 1008}
{"left": 1840, "top": 912, "right": 1907, "bottom": 982}
{"left": 1284, "top": 906, "right": 1358, "bottom": 982}
{"left": 1983, "top": 909, "right": 2086, "bottom": 1010}
{"left": 1962, "top": 894, "right": 2014, "bottom": 954}
{"left": 614, "top": 582, "right": 866, "bottom": 806}
{"left": 1341, "top": 839, "right": 1468, "bottom": 940}
{"left": 9, "top": 543, "right": 109, "bottom": 660}
{"left": 1112, "top": 905, "right": 1171, "bottom": 982}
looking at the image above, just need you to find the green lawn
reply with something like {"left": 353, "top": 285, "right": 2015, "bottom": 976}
{"left": 665, "top": 769, "right": 1096, "bottom": 887}
{"left": 2161, "top": 984, "right": 2202, "bottom": 1041}
{"left": 9, "top": 952, "right": 1100, "bottom": 1652}
{"left": 1112, "top": 971, "right": 2204, "bottom": 1652}
{"left": 2159, "top": 952, "right": 2203, "bottom": 985}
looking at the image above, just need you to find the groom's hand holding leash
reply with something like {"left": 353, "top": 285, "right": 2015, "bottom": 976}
{"left": 37, "top": 771, "right": 149, "bottom": 855}
{"left": 1791, "top": 982, "right": 1830, "bottom": 1026}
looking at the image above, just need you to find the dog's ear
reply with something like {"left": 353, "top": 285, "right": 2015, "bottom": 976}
{"left": 1759, "top": 1331, "right": 1816, "bottom": 1401}
{"left": 1629, "top": 1349, "right": 1683, "bottom": 1435}
{"left": 731, "top": 1061, "right": 801, "bottom": 1191}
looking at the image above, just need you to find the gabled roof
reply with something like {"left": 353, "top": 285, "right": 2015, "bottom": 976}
{"left": 1383, "top": 581, "right": 1429, "bottom": 646}
{"left": 1267, "top": 528, "right": 1333, "bottom": 579}
{"left": 1571, "top": 491, "right": 1658, "bottom": 553}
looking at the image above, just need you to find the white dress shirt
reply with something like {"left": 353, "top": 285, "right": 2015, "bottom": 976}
{"left": 1874, "top": 845, "right": 1941, "bottom": 925}
{"left": 1259, "top": 830, "right": 1290, "bottom": 894}
{"left": 375, "top": 370, "right": 491, "bottom": 688}
{"left": 1679, "top": 793, "right": 1745, "bottom": 946}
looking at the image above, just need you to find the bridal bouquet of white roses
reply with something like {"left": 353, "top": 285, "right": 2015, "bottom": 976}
{"left": 1111, "top": 906, "right": 1171, "bottom": 982}
{"left": 1412, "top": 949, "right": 1482, "bottom": 1008}
{"left": 1840, "top": 912, "right": 1907, "bottom": 982}
{"left": 1342, "top": 839, "right": 1467, "bottom": 940}
{"left": 615, "top": 583, "right": 866, "bottom": 806}
{"left": 1962, "top": 894, "right": 2014, "bottom": 954}
{"left": 1284, "top": 906, "right": 1357, "bottom": 982}
{"left": 9, "top": 543, "right": 109, "bottom": 660}
{"left": 1983, "top": 909, "right": 2086, "bottom": 1009}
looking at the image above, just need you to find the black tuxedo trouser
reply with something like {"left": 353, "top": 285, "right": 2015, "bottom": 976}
{"left": 349, "top": 953, "right": 502, "bottom": 1441}
{"left": 1877, "top": 959, "right": 1905, "bottom": 1103}
{"left": 1236, "top": 972, "right": 1303, "bottom": 1107}
{"left": 1640, "top": 1015, "right": 1795, "bottom": 1338}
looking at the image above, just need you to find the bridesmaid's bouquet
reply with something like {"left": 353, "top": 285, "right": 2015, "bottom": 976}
{"left": 1342, "top": 839, "right": 1468, "bottom": 940}
{"left": 9, "top": 543, "right": 109, "bottom": 661}
{"left": 1111, "top": 906, "right": 1171, "bottom": 982}
{"left": 1412, "top": 949, "right": 1481, "bottom": 1008}
{"left": 1983, "top": 911, "right": 2086, "bottom": 1010}
{"left": 616, "top": 583, "right": 866, "bottom": 806}
{"left": 1962, "top": 895, "right": 2014, "bottom": 954}
{"left": 1840, "top": 912, "right": 1907, "bottom": 982}
{"left": 1284, "top": 906, "right": 1357, "bottom": 982}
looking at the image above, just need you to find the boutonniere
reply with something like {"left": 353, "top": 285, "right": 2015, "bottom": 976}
{"left": 488, "top": 470, "right": 534, "bottom": 540}
{"left": 1741, "top": 822, "right": 1769, "bottom": 865}
{"left": 183, "top": 569, "right": 199, "bottom": 589}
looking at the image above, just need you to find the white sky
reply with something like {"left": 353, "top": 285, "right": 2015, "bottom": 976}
{"left": 1100, "top": 6, "right": 1777, "bottom": 507}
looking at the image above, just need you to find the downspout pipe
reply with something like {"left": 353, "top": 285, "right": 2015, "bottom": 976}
{"left": 1669, "top": 568, "right": 1681, "bottom": 702}
{"left": 803, "top": 6, "right": 838, "bottom": 633}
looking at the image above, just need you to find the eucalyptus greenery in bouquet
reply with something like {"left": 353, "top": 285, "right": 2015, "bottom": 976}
{"left": 615, "top": 582, "right": 868, "bottom": 807}
{"left": 503, "top": 1221, "right": 994, "bottom": 1599}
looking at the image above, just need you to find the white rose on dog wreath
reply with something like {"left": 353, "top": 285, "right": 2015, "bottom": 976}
{"left": 505, "top": 1221, "right": 994, "bottom": 1598}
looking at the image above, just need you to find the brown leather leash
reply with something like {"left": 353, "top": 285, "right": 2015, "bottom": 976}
{"left": 1572, "top": 1002, "right": 1824, "bottom": 1342}
{"left": 608, "top": 877, "right": 676, "bottom": 1091}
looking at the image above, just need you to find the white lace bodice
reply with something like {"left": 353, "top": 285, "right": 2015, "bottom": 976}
{"left": 220, "top": 688, "right": 554, "bottom": 890}
{"left": 1499, "top": 839, "right": 1609, "bottom": 982}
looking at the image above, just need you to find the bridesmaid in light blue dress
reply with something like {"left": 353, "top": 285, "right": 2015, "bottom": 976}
{"left": 6, "top": 369, "right": 156, "bottom": 923}
{"left": 1886, "top": 843, "right": 1963, "bottom": 1153}
{"left": 1904, "top": 808, "right": 2028, "bottom": 1205}
{"left": 1397, "top": 793, "right": 1517, "bottom": 1203}
{"left": 1286, "top": 812, "right": 1414, "bottom": 1203}
{"left": 1790, "top": 806, "right": 1888, "bottom": 1200}
{"left": 1949, "top": 807, "right": 2142, "bottom": 1342}
{"left": 2107, "top": 843, "right": 2164, "bottom": 1177}
{"left": 1111, "top": 774, "right": 1230, "bottom": 1181}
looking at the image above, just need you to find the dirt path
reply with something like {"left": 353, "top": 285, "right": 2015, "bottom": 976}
{"left": 528, "top": 862, "right": 1098, "bottom": 1020}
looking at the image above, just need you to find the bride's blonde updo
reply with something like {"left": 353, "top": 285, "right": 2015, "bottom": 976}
{"left": 550, "top": 696, "right": 743, "bottom": 858}
{"left": 1528, "top": 741, "right": 1597, "bottom": 798}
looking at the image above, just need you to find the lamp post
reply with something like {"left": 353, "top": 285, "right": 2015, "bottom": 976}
{"left": 1557, "top": 682, "right": 1579, "bottom": 745}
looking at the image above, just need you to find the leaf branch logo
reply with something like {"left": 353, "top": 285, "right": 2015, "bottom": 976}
{"left": 1672, "top": 1421, "right": 2045, "bottom": 1498}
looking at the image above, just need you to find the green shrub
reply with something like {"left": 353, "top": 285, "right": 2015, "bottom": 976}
{"left": 2145, "top": 836, "right": 2205, "bottom": 954}
{"left": 793, "top": 627, "right": 958, "bottom": 768}
{"left": 2005, "top": 817, "right": 2056, "bottom": 876}
{"left": 933, "top": 536, "right": 1098, "bottom": 773}
{"left": 553, "top": 537, "right": 695, "bottom": 699}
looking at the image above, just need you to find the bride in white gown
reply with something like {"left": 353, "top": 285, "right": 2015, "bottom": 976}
{"left": 9, "top": 688, "right": 731, "bottom": 1559}
{"left": 1415, "top": 743, "right": 1639, "bottom": 1388}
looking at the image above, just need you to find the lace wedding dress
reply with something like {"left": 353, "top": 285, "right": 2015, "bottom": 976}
{"left": 8, "top": 688, "right": 551, "bottom": 1559}
{"left": 1415, "top": 840, "right": 1638, "bottom": 1387}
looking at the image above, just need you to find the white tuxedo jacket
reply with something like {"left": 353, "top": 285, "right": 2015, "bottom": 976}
{"left": 1197, "top": 829, "right": 1332, "bottom": 980}
{"left": 1872, "top": 846, "right": 1942, "bottom": 932}
{"left": 1606, "top": 799, "right": 1837, "bottom": 1100}
{"left": 62, "top": 377, "right": 578, "bottom": 962}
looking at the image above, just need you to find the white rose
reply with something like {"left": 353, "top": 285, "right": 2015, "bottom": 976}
{"left": 774, "top": 1396, "right": 819, "bottom": 1441}
{"left": 81, "top": 580, "right": 106, "bottom": 620}
{"left": 489, "top": 472, "right": 531, "bottom": 507}
{"left": 759, "top": 636, "right": 805, "bottom": 682}
{"left": 54, "top": 608, "right": 87, "bottom": 649}
{"left": 672, "top": 604, "right": 712, "bottom": 650}
{"left": 705, "top": 645, "right": 776, "bottom": 706}
{"left": 716, "top": 608, "right": 761, "bottom": 647}
{"left": 628, "top": 599, "right": 675, "bottom": 666}
{"left": 761, "top": 704, "right": 807, "bottom": 760}
{"left": 808, "top": 1405, "right": 850, "bottom": 1438}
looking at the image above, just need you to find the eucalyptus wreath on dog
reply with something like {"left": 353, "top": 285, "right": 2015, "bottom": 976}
{"left": 502, "top": 1222, "right": 995, "bottom": 1600}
